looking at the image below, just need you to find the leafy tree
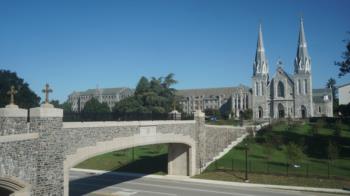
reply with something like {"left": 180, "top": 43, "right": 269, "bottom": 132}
{"left": 338, "top": 103, "right": 350, "bottom": 116}
{"left": 335, "top": 34, "right": 350, "bottom": 77}
{"left": 241, "top": 109, "right": 252, "bottom": 120}
{"left": 285, "top": 142, "right": 305, "bottom": 165}
{"left": 113, "top": 73, "right": 178, "bottom": 119}
{"left": 60, "top": 101, "right": 73, "bottom": 113}
{"left": 327, "top": 141, "right": 339, "bottom": 161}
{"left": 0, "top": 70, "right": 40, "bottom": 108}
{"left": 135, "top": 76, "right": 150, "bottom": 96}
{"left": 204, "top": 108, "right": 221, "bottom": 118}
{"left": 50, "top": 100, "right": 60, "bottom": 108}
{"left": 82, "top": 98, "right": 110, "bottom": 113}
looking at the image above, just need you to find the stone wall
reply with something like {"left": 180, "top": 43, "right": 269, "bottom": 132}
{"left": 200, "top": 125, "right": 246, "bottom": 170}
{"left": 0, "top": 107, "right": 251, "bottom": 196}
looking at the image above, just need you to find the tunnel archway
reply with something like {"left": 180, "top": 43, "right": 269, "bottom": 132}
{"left": 63, "top": 133, "right": 196, "bottom": 196}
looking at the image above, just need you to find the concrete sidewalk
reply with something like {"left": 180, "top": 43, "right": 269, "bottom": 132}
{"left": 70, "top": 168, "right": 350, "bottom": 195}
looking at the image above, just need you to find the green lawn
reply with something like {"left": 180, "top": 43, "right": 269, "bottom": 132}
{"left": 75, "top": 144, "right": 168, "bottom": 175}
{"left": 199, "top": 119, "right": 350, "bottom": 188}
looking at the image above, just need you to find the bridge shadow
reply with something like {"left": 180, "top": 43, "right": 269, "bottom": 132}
{"left": 69, "top": 154, "right": 167, "bottom": 195}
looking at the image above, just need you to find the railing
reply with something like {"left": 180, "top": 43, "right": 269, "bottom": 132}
{"left": 205, "top": 158, "right": 350, "bottom": 180}
{"left": 63, "top": 112, "right": 194, "bottom": 122}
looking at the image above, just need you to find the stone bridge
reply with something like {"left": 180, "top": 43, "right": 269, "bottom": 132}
{"left": 0, "top": 104, "right": 251, "bottom": 196}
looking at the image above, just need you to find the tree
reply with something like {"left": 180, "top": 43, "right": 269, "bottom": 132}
{"left": 335, "top": 35, "right": 350, "bottom": 77}
{"left": 0, "top": 70, "right": 40, "bottom": 108}
{"left": 113, "top": 73, "right": 179, "bottom": 120}
{"left": 285, "top": 142, "right": 305, "bottom": 165}
{"left": 50, "top": 100, "right": 60, "bottom": 108}
{"left": 82, "top": 98, "right": 110, "bottom": 113}
{"left": 60, "top": 101, "right": 73, "bottom": 113}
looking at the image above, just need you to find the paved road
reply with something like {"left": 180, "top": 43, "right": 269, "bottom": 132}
{"left": 69, "top": 170, "right": 341, "bottom": 196}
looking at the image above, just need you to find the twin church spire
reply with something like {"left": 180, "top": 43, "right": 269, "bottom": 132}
{"left": 294, "top": 17, "right": 311, "bottom": 73}
{"left": 253, "top": 24, "right": 268, "bottom": 76}
{"left": 253, "top": 18, "right": 311, "bottom": 76}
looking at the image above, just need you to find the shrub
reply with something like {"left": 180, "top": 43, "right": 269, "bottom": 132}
{"left": 285, "top": 142, "right": 305, "bottom": 165}
{"left": 327, "top": 141, "right": 339, "bottom": 161}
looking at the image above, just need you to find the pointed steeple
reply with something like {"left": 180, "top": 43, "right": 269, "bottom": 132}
{"left": 294, "top": 17, "right": 311, "bottom": 73}
{"left": 253, "top": 24, "right": 269, "bottom": 76}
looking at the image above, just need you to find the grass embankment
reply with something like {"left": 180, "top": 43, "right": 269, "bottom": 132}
{"left": 197, "top": 119, "right": 350, "bottom": 189}
{"left": 75, "top": 144, "right": 168, "bottom": 175}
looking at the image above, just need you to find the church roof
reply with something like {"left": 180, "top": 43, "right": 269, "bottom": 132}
{"left": 312, "top": 88, "right": 332, "bottom": 103}
{"left": 176, "top": 85, "right": 250, "bottom": 97}
{"left": 70, "top": 87, "right": 134, "bottom": 96}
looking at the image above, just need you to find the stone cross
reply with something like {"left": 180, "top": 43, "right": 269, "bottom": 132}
{"left": 7, "top": 85, "right": 17, "bottom": 105}
{"left": 42, "top": 83, "right": 53, "bottom": 104}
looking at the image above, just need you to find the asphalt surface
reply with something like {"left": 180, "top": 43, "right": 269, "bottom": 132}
{"left": 69, "top": 170, "right": 342, "bottom": 196}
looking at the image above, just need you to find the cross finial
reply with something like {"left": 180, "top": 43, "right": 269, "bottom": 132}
{"left": 7, "top": 85, "right": 18, "bottom": 105}
{"left": 42, "top": 83, "right": 53, "bottom": 104}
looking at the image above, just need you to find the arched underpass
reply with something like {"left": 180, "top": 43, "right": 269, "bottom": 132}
{"left": 69, "top": 143, "right": 190, "bottom": 195}
{"left": 64, "top": 134, "right": 196, "bottom": 196}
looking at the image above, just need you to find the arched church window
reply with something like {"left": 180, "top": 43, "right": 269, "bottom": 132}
{"left": 255, "top": 82, "right": 259, "bottom": 96}
{"left": 278, "top": 81, "right": 285, "bottom": 97}
{"left": 261, "top": 81, "right": 264, "bottom": 95}
{"left": 258, "top": 106, "right": 263, "bottom": 118}
{"left": 298, "top": 79, "right": 302, "bottom": 94}
{"left": 304, "top": 79, "right": 308, "bottom": 94}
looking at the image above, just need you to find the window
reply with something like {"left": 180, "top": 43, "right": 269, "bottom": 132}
{"left": 298, "top": 79, "right": 302, "bottom": 94}
{"left": 278, "top": 81, "right": 285, "bottom": 97}
{"left": 261, "top": 81, "right": 264, "bottom": 95}
{"left": 304, "top": 79, "right": 308, "bottom": 94}
{"left": 255, "top": 82, "right": 259, "bottom": 96}
{"left": 319, "top": 106, "right": 321, "bottom": 113}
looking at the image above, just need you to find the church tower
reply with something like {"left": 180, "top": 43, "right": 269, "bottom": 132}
{"left": 293, "top": 18, "right": 313, "bottom": 118}
{"left": 252, "top": 24, "right": 269, "bottom": 120}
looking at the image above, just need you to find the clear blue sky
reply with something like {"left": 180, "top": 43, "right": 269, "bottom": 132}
{"left": 1, "top": 0, "right": 349, "bottom": 102}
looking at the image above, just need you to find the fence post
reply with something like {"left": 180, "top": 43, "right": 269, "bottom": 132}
{"left": 306, "top": 163, "right": 309, "bottom": 177}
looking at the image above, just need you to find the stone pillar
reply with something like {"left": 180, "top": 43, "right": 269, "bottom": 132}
{"left": 168, "top": 143, "right": 189, "bottom": 176}
{"left": 0, "top": 104, "right": 28, "bottom": 135}
{"left": 0, "top": 104, "right": 33, "bottom": 196}
{"left": 29, "top": 104, "right": 64, "bottom": 196}
{"left": 194, "top": 110, "right": 205, "bottom": 174}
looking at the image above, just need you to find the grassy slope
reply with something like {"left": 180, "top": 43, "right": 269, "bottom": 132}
{"left": 199, "top": 120, "right": 350, "bottom": 188}
{"left": 75, "top": 144, "right": 168, "bottom": 174}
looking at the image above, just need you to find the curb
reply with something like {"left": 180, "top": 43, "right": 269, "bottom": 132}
{"left": 70, "top": 168, "right": 350, "bottom": 194}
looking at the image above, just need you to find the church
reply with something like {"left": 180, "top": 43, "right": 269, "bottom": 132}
{"left": 252, "top": 18, "right": 333, "bottom": 120}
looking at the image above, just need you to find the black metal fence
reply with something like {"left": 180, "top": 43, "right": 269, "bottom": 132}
{"left": 205, "top": 158, "right": 350, "bottom": 180}
{"left": 63, "top": 112, "right": 194, "bottom": 122}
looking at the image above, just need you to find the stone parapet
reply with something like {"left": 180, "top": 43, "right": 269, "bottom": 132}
{"left": 0, "top": 104, "right": 27, "bottom": 118}
{"left": 29, "top": 104, "right": 63, "bottom": 118}
{"left": 0, "top": 105, "right": 29, "bottom": 136}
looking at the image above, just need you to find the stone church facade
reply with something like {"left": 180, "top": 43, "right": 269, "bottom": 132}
{"left": 252, "top": 19, "right": 333, "bottom": 120}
